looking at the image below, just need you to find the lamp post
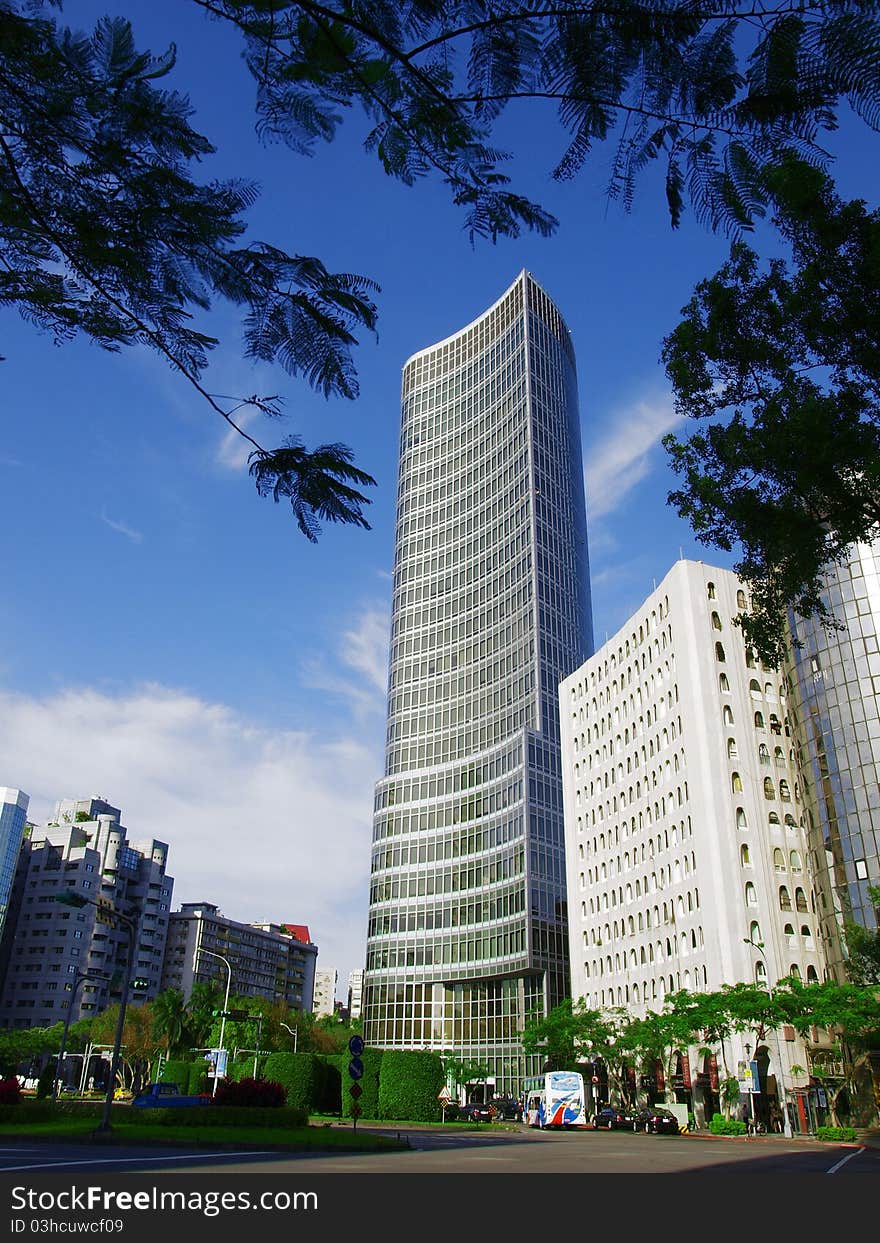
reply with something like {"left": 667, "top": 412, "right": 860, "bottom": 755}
{"left": 201, "top": 948, "right": 232, "bottom": 1096}
{"left": 54, "top": 890, "right": 137, "bottom": 1134}
{"left": 743, "top": 935, "right": 793, "bottom": 1137}
{"left": 52, "top": 968, "right": 106, "bottom": 1100}
{"left": 279, "top": 1021, "right": 299, "bottom": 1053}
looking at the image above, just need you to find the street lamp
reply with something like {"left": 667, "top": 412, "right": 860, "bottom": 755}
{"left": 279, "top": 1021, "right": 299, "bottom": 1053}
{"left": 52, "top": 968, "right": 107, "bottom": 1101}
{"left": 201, "top": 948, "right": 232, "bottom": 1097}
{"left": 743, "top": 936, "right": 794, "bottom": 1137}
{"left": 54, "top": 890, "right": 137, "bottom": 1134}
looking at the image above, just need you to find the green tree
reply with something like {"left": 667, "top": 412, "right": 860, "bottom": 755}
{"left": 5, "top": 3, "right": 880, "bottom": 535}
{"left": 151, "top": 988, "right": 191, "bottom": 1056}
{"left": 663, "top": 155, "right": 880, "bottom": 660}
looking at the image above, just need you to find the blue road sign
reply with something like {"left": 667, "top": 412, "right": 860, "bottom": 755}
{"left": 348, "top": 1035, "right": 365, "bottom": 1057}
{"left": 348, "top": 1057, "right": 364, "bottom": 1081}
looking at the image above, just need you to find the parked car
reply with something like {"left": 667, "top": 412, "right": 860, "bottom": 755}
{"left": 592, "top": 1104, "right": 637, "bottom": 1131}
{"left": 491, "top": 1097, "right": 521, "bottom": 1121}
{"left": 131, "top": 1083, "right": 206, "bottom": 1109}
{"left": 632, "top": 1106, "right": 681, "bottom": 1135}
{"left": 459, "top": 1101, "right": 494, "bottom": 1123}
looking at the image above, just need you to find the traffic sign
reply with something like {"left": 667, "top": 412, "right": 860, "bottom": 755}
{"left": 437, "top": 1086, "right": 452, "bottom": 1104}
{"left": 348, "top": 1057, "right": 364, "bottom": 1081}
{"left": 348, "top": 1035, "right": 365, "bottom": 1057}
{"left": 349, "top": 1082, "right": 363, "bottom": 1100}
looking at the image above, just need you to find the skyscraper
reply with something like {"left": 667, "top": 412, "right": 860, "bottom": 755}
{"left": 0, "top": 788, "right": 29, "bottom": 942}
{"left": 363, "top": 272, "right": 592, "bottom": 1092}
{"left": 785, "top": 541, "right": 880, "bottom": 979}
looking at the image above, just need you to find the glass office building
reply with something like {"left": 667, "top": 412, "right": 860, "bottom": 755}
{"left": 363, "top": 272, "right": 592, "bottom": 1091}
{"left": 0, "top": 789, "right": 28, "bottom": 942}
{"left": 785, "top": 542, "right": 880, "bottom": 978}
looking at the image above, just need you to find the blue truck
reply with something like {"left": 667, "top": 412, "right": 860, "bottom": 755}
{"left": 131, "top": 1083, "right": 208, "bottom": 1109}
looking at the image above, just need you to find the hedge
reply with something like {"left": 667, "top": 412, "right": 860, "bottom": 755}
{"left": 816, "top": 1125, "right": 857, "bottom": 1143}
{"left": 378, "top": 1051, "right": 445, "bottom": 1123}
{"left": 159, "top": 1060, "right": 193, "bottom": 1092}
{"left": 329, "top": 1049, "right": 383, "bottom": 1119}
{"left": 709, "top": 1114, "right": 748, "bottom": 1136}
{"left": 262, "top": 1053, "right": 325, "bottom": 1113}
{"left": 0, "top": 1101, "right": 307, "bottom": 1128}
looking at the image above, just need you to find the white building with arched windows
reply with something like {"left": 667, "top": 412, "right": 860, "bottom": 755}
{"left": 560, "top": 560, "right": 827, "bottom": 1126}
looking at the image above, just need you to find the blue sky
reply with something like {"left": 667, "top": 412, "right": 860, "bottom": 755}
{"left": 2, "top": 2, "right": 878, "bottom": 997}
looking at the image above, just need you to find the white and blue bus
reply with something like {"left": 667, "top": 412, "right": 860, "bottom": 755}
{"left": 523, "top": 1071, "right": 588, "bottom": 1129}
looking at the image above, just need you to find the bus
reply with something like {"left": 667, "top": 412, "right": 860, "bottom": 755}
{"left": 522, "top": 1071, "right": 588, "bottom": 1129}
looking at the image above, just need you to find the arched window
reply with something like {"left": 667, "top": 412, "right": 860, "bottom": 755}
{"left": 707, "top": 582, "right": 716, "bottom": 600}
{"left": 769, "top": 811, "right": 780, "bottom": 826}
{"left": 711, "top": 611, "right": 723, "bottom": 631}
{"left": 784, "top": 923, "right": 795, "bottom": 946}
{"left": 736, "top": 807, "right": 748, "bottom": 829}
{"left": 774, "top": 746, "right": 785, "bottom": 765}
{"left": 732, "top": 772, "right": 743, "bottom": 793}
{"left": 758, "top": 743, "right": 770, "bottom": 765}
{"left": 789, "top": 964, "right": 801, "bottom": 980}
{"left": 720, "top": 673, "right": 730, "bottom": 693}
{"left": 773, "top": 848, "right": 786, "bottom": 871}
{"left": 784, "top": 814, "right": 797, "bottom": 830}
{"left": 723, "top": 705, "right": 735, "bottom": 726}
{"left": 749, "top": 678, "right": 762, "bottom": 698}
{"left": 801, "top": 925, "right": 813, "bottom": 947}
{"left": 715, "top": 642, "right": 726, "bottom": 663}
{"left": 746, "top": 649, "right": 756, "bottom": 669}
{"left": 727, "top": 737, "right": 738, "bottom": 758}
{"left": 779, "top": 885, "right": 792, "bottom": 911}
{"left": 806, "top": 965, "right": 819, "bottom": 983}
{"left": 737, "top": 589, "right": 747, "bottom": 610}
{"left": 745, "top": 882, "right": 758, "bottom": 907}
{"left": 795, "top": 887, "right": 808, "bottom": 913}
{"left": 764, "top": 777, "right": 775, "bottom": 800}
{"left": 790, "top": 850, "right": 802, "bottom": 872}
{"left": 740, "top": 844, "right": 751, "bottom": 867}
{"left": 755, "top": 960, "right": 767, "bottom": 985}
{"left": 754, "top": 711, "right": 765, "bottom": 729}
{"left": 749, "top": 920, "right": 761, "bottom": 944}
{"left": 779, "top": 780, "right": 791, "bottom": 802}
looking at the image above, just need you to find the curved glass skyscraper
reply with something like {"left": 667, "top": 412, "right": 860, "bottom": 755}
{"left": 363, "top": 272, "right": 592, "bottom": 1091}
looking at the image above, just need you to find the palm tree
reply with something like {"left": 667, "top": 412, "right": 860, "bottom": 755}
{"left": 151, "top": 989, "right": 190, "bottom": 1057}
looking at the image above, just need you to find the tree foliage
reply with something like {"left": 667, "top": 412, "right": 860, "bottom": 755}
{"left": 4, "top": 3, "right": 880, "bottom": 535}
{"left": 0, "top": 0, "right": 378, "bottom": 539}
{"left": 663, "top": 155, "right": 880, "bottom": 660}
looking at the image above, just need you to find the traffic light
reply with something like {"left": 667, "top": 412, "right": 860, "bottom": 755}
{"left": 228, "top": 1009, "right": 249, "bottom": 1021}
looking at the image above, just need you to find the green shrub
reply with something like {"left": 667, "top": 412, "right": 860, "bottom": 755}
{"left": 36, "top": 1060, "right": 56, "bottom": 1100}
{"left": 128, "top": 1104, "right": 308, "bottom": 1128}
{"left": 186, "top": 1063, "right": 209, "bottom": 1096}
{"left": 159, "top": 1060, "right": 193, "bottom": 1092}
{"left": 332, "top": 1049, "right": 382, "bottom": 1119}
{"left": 262, "top": 1053, "right": 325, "bottom": 1112}
{"left": 709, "top": 1113, "right": 748, "bottom": 1136}
{"left": 227, "top": 1059, "right": 262, "bottom": 1084}
{"left": 816, "top": 1125, "right": 857, "bottom": 1143}
{"left": 378, "top": 1051, "right": 445, "bottom": 1123}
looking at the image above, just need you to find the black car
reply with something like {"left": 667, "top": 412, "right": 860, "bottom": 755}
{"left": 592, "top": 1104, "right": 637, "bottom": 1131}
{"left": 491, "top": 1097, "right": 521, "bottom": 1122}
{"left": 459, "top": 1101, "right": 494, "bottom": 1123}
{"left": 632, "top": 1106, "right": 681, "bottom": 1135}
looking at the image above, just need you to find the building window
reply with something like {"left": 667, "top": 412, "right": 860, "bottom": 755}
{"left": 715, "top": 643, "right": 726, "bottom": 662}
{"left": 723, "top": 705, "right": 735, "bottom": 726}
{"left": 795, "top": 887, "right": 808, "bottom": 913}
{"left": 732, "top": 772, "right": 743, "bottom": 793}
{"left": 754, "top": 711, "right": 765, "bottom": 729}
{"left": 740, "top": 844, "right": 751, "bottom": 867}
{"left": 720, "top": 673, "right": 730, "bottom": 693}
{"left": 806, "top": 965, "right": 819, "bottom": 983}
{"left": 779, "top": 780, "right": 791, "bottom": 802}
{"left": 779, "top": 886, "right": 792, "bottom": 911}
{"left": 711, "top": 612, "right": 722, "bottom": 631}
{"left": 727, "top": 738, "right": 738, "bottom": 758}
{"left": 759, "top": 743, "right": 770, "bottom": 765}
{"left": 755, "top": 961, "right": 767, "bottom": 985}
{"left": 736, "top": 807, "right": 748, "bottom": 829}
{"left": 745, "top": 882, "right": 757, "bottom": 907}
{"left": 763, "top": 777, "right": 775, "bottom": 800}
{"left": 707, "top": 582, "right": 716, "bottom": 600}
{"left": 749, "top": 921, "right": 762, "bottom": 944}
{"left": 789, "top": 850, "right": 802, "bottom": 872}
{"left": 737, "top": 590, "right": 747, "bottom": 610}
{"left": 774, "top": 848, "right": 785, "bottom": 871}
{"left": 784, "top": 923, "right": 795, "bottom": 946}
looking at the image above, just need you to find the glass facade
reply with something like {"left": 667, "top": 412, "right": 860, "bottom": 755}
{"left": 785, "top": 542, "right": 880, "bottom": 978}
{"left": 0, "top": 790, "right": 28, "bottom": 942}
{"left": 363, "top": 272, "right": 592, "bottom": 1092}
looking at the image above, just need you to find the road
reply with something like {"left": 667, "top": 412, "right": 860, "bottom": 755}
{"left": 1, "top": 1126, "right": 878, "bottom": 1175}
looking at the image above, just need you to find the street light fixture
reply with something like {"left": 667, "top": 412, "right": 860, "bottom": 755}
{"left": 743, "top": 935, "right": 794, "bottom": 1137}
{"left": 54, "top": 889, "right": 137, "bottom": 1134}
{"left": 279, "top": 1021, "right": 299, "bottom": 1053}
{"left": 200, "top": 948, "right": 232, "bottom": 1097}
{"left": 52, "top": 967, "right": 107, "bottom": 1101}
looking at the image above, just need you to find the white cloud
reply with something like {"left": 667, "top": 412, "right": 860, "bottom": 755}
{"left": 214, "top": 405, "right": 263, "bottom": 472}
{"left": 584, "top": 393, "right": 682, "bottom": 521}
{"left": 301, "top": 605, "right": 389, "bottom": 718}
{"left": 100, "top": 511, "right": 143, "bottom": 544}
{"left": 0, "top": 681, "right": 379, "bottom": 988}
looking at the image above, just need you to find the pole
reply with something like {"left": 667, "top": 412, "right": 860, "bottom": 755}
{"left": 253, "top": 1015, "right": 263, "bottom": 1079}
{"left": 53, "top": 970, "right": 102, "bottom": 1100}
{"left": 201, "top": 949, "right": 232, "bottom": 1097}
{"left": 96, "top": 911, "right": 136, "bottom": 1135}
{"left": 743, "top": 936, "right": 793, "bottom": 1138}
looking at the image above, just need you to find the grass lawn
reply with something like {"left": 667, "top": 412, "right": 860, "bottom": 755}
{"left": 0, "top": 1118, "right": 409, "bottom": 1152}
